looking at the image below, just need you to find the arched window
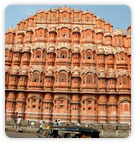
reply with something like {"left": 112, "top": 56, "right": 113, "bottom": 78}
{"left": 87, "top": 54, "right": 91, "bottom": 59}
{"left": 64, "top": 17, "right": 67, "bottom": 21}
{"left": 39, "top": 29, "right": 44, "bottom": 37}
{"left": 33, "top": 73, "right": 39, "bottom": 82}
{"left": 118, "top": 37, "right": 122, "bottom": 46}
{"left": 40, "top": 14, "right": 44, "bottom": 22}
{"left": 59, "top": 73, "right": 66, "bottom": 82}
{"left": 124, "top": 104, "right": 129, "bottom": 112}
{"left": 63, "top": 33, "right": 66, "bottom": 38}
{"left": 36, "top": 50, "right": 41, "bottom": 58}
{"left": 87, "top": 74, "right": 93, "bottom": 84}
{"left": 86, "top": 52, "right": 92, "bottom": 60}
{"left": 86, "top": 17, "right": 90, "bottom": 22}
{"left": 87, "top": 35, "right": 90, "bottom": 39}
{"left": 60, "top": 50, "right": 67, "bottom": 59}
{"left": 123, "top": 76, "right": 127, "bottom": 85}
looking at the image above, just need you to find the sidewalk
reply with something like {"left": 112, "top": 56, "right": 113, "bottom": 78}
{"left": 5, "top": 124, "right": 39, "bottom": 133}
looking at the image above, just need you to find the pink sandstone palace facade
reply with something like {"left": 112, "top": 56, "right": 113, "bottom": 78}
{"left": 5, "top": 7, "right": 131, "bottom": 124}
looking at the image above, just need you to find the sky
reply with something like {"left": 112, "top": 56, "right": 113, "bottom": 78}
{"left": 5, "top": 5, "right": 131, "bottom": 32}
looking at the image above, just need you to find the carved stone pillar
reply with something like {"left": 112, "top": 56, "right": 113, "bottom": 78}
{"left": 15, "top": 92, "right": 26, "bottom": 119}
{"left": 6, "top": 92, "right": 16, "bottom": 120}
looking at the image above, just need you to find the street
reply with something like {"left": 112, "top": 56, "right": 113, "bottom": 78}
{"left": 6, "top": 131, "right": 38, "bottom": 138}
{"left": 5, "top": 129, "right": 130, "bottom": 138}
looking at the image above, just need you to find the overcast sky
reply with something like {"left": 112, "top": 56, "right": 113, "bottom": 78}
{"left": 5, "top": 5, "right": 131, "bottom": 32}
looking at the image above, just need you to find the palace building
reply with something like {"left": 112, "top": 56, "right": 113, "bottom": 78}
{"left": 5, "top": 7, "right": 131, "bottom": 124}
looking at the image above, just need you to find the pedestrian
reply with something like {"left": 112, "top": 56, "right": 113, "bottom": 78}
{"left": 38, "top": 119, "right": 44, "bottom": 133}
{"left": 17, "top": 116, "right": 22, "bottom": 132}
{"left": 58, "top": 119, "right": 61, "bottom": 126}
{"left": 54, "top": 119, "right": 58, "bottom": 126}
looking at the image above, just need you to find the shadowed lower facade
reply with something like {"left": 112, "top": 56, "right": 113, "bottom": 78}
{"left": 5, "top": 7, "right": 131, "bottom": 124}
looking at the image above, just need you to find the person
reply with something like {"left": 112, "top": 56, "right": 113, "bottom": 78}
{"left": 38, "top": 119, "right": 44, "bottom": 134}
{"left": 17, "top": 116, "right": 22, "bottom": 132}
{"left": 58, "top": 119, "right": 61, "bottom": 126}
{"left": 54, "top": 119, "right": 58, "bottom": 126}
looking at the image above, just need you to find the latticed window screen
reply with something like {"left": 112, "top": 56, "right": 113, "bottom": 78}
{"left": 87, "top": 75, "right": 93, "bottom": 84}
{"left": 60, "top": 51, "right": 67, "bottom": 58}
{"left": 59, "top": 73, "right": 66, "bottom": 82}
{"left": 33, "top": 73, "right": 39, "bottom": 82}
{"left": 36, "top": 51, "right": 41, "bottom": 58}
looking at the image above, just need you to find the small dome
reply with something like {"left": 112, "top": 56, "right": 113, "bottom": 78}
{"left": 97, "top": 46, "right": 105, "bottom": 54}
{"left": 14, "top": 46, "right": 22, "bottom": 52}
{"left": 6, "top": 27, "right": 16, "bottom": 34}
{"left": 104, "top": 32, "right": 111, "bottom": 37}
{"left": 83, "top": 10, "right": 92, "bottom": 15}
{"left": 23, "top": 45, "right": 31, "bottom": 52}
{"left": 48, "top": 46, "right": 55, "bottom": 53}
{"left": 114, "top": 29, "right": 124, "bottom": 36}
{"left": 108, "top": 69, "right": 116, "bottom": 78}
{"left": 11, "top": 66, "right": 20, "bottom": 75}
{"left": 98, "top": 69, "right": 105, "bottom": 77}
{"left": 72, "top": 71, "right": 80, "bottom": 77}
{"left": 96, "top": 28, "right": 104, "bottom": 34}
{"left": 20, "top": 66, "right": 28, "bottom": 75}
{"left": 37, "top": 10, "right": 48, "bottom": 14}
{"left": 105, "top": 47, "right": 114, "bottom": 55}
{"left": 72, "top": 47, "right": 80, "bottom": 54}
{"left": 49, "top": 25, "right": 56, "bottom": 32}
{"left": 73, "top": 27, "right": 80, "bottom": 33}
{"left": 105, "top": 21, "right": 110, "bottom": 24}
{"left": 96, "top": 16, "right": 101, "bottom": 20}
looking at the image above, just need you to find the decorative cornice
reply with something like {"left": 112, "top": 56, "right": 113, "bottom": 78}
{"left": 35, "top": 24, "right": 48, "bottom": 30}
{"left": 14, "top": 44, "right": 22, "bottom": 52}
{"left": 115, "top": 47, "right": 127, "bottom": 54}
{"left": 56, "top": 66, "right": 71, "bottom": 73}
{"left": 116, "top": 69, "right": 128, "bottom": 77}
{"left": 108, "top": 68, "right": 116, "bottom": 78}
{"left": 82, "top": 66, "right": 96, "bottom": 75}
{"left": 57, "top": 24, "right": 72, "bottom": 30}
{"left": 30, "top": 65, "right": 44, "bottom": 73}
{"left": 11, "top": 66, "right": 20, "bottom": 75}
{"left": 5, "top": 45, "right": 13, "bottom": 50}
{"left": 32, "top": 43, "right": 46, "bottom": 51}
{"left": 6, "top": 27, "right": 16, "bottom": 34}
{"left": 56, "top": 43, "right": 71, "bottom": 50}
{"left": 97, "top": 45, "right": 105, "bottom": 54}
{"left": 82, "top": 44, "right": 95, "bottom": 51}
{"left": 5, "top": 66, "right": 11, "bottom": 73}
{"left": 45, "top": 66, "right": 54, "bottom": 77}
{"left": 19, "top": 65, "right": 28, "bottom": 75}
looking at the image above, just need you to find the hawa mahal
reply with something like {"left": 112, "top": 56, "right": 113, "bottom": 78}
{"left": 5, "top": 7, "right": 131, "bottom": 124}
